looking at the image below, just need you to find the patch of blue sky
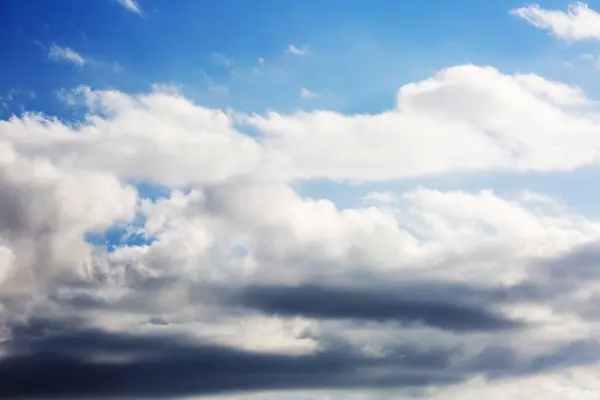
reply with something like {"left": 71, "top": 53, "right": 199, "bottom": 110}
{"left": 133, "top": 181, "right": 172, "bottom": 202}
{"left": 85, "top": 213, "right": 155, "bottom": 252}
{"left": 3, "top": 0, "right": 599, "bottom": 117}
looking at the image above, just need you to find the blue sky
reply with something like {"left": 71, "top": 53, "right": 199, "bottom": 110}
{"left": 3, "top": 0, "right": 600, "bottom": 117}
{"left": 7, "top": 1, "right": 600, "bottom": 399}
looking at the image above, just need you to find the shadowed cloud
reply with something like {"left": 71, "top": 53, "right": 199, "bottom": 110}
{"left": 232, "top": 284, "right": 524, "bottom": 332}
{"left": 1, "top": 315, "right": 599, "bottom": 398}
{"left": 0, "top": 321, "right": 464, "bottom": 399}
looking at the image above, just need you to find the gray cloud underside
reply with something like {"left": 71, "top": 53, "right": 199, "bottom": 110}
{"left": 48, "top": 275, "right": 526, "bottom": 330}
{"left": 1, "top": 270, "right": 596, "bottom": 399}
{"left": 2, "top": 317, "right": 599, "bottom": 399}
{"left": 230, "top": 284, "right": 523, "bottom": 332}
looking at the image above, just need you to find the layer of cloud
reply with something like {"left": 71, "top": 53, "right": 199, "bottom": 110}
{"left": 5, "top": 65, "right": 600, "bottom": 186}
{"left": 512, "top": 2, "right": 600, "bottom": 40}
{"left": 0, "top": 322, "right": 465, "bottom": 398}
{"left": 229, "top": 283, "right": 523, "bottom": 332}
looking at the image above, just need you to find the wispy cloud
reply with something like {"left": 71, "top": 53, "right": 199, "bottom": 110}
{"left": 48, "top": 44, "right": 88, "bottom": 67}
{"left": 116, "top": 0, "right": 142, "bottom": 15}
{"left": 511, "top": 2, "right": 600, "bottom": 40}
{"left": 199, "top": 69, "right": 229, "bottom": 95}
{"left": 300, "top": 88, "right": 320, "bottom": 99}
{"left": 8, "top": 66, "right": 600, "bottom": 398}
{"left": 286, "top": 44, "right": 310, "bottom": 55}
{"left": 212, "top": 52, "right": 234, "bottom": 69}
{"left": 208, "top": 85, "right": 229, "bottom": 95}
{"left": 580, "top": 53, "right": 600, "bottom": 69}
{"left": 0, "top": 89, "right": 35, "bottom": 111}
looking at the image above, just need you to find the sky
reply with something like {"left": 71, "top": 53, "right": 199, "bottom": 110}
{"left": 6, "top": 0, "right": 600, "bottom": 399}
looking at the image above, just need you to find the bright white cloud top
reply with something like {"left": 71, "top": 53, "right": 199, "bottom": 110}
{"left": 3, "top": 2, "right": 600, "bottom": 400}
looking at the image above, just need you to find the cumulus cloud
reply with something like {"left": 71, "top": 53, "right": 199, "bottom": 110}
{"left": 247, "top": 65, "right": 600, "bottom": 181}
{"left": 4, "top": 64, "right": 600, "bottom": 398}
{"left": 2, "top": 87, "right": 261, "bottom": 186}
{"left": 8, "top": 65, "right": 600, "bottom": 186}
{"left": 512, "top": 2, "right": 600, "bottom": 40}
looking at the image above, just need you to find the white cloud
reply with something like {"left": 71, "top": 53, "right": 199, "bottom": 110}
{"left": 48, "top": 44, "right": 88, "bottom": 67}
{"left": 8, "top": 64, "right": 600, "bottom": 184}
{"left": 300, "top": 87, "right": 321, "bottom": 99}
{"left": 2, "top": 86, "right": 261, "bottom": 186}
{"left": 511, "top": 2, "right": 600, "bottom": 40}
{"left": 248, "top": 65, "right": 600, "bottom": 182}
{"left": 116, "top": 0, "right": 142, "bottom": 15}
{"left": 286, "top": 44, "right": 310, "bottom": 55}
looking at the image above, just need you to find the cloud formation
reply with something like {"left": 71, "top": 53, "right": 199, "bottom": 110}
{"left": 7, "top": 65, "right": 600, "bottom": 185}
{"left": 3, "top": 61, "right": 600, "bottom": 399}
{"left": 247, "top": 65, "right": 600, "bottom": 181}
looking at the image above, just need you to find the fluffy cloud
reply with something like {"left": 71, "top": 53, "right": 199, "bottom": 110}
{"left": 7, "top": 65, "right": 600, "bottom": 187}
{"left": 512, "top": 2, "right": 600, "bottom": 40}
{"left": 0, "top": 140, "right": 137, "bottom": 297}
{"left": 1, "top": 87, "right": 262, "bottom": 186}
{"left": 4, "top": 64, "right": 600, "bottom": 398}
{"left": 248, "top": 65, "right": 600, "bottom": 181}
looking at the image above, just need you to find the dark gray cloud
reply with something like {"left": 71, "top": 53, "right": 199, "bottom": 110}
{"left": 48, "top": 277, "right": 529, "bottom": 331}
{"left": 0, "top": 320, "right": 465, "bottom": 399}
{"left": 230, "top": 284, "right": 524, "bottom": 332}
{"left": 2, "top": 312, "right": 600, "bottom": 399}
{"left": 542, "top": 241, "right": 600, "bottom": 283}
